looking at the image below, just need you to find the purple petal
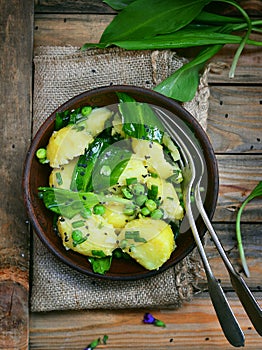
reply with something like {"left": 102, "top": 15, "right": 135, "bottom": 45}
{"left": 143, "top": 312, "right": 155, "bottom": 324}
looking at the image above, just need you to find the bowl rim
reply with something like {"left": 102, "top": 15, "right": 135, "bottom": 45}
{"left": 23, "top": 85, "right": 219, "bottom": 280}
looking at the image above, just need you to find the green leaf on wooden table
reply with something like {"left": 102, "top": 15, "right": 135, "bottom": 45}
{"left": 100, "top": 0, "right": 211, "bottom": 42}
{"left": 236, "top": 181, "right": 262, "bottom": 278}
{"left": 82, "top": 30, "right": 249, "bottom": 51}
{"left": 195, "top": 10, "right": 245, "bottom": 24}
{"left": 154, "top": 44, "right": 222, "bottom": 102}
{"left": 103, "top": 0, "right": 135, "bottom": 11}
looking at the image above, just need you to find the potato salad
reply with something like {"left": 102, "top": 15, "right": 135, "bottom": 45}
{"left": 37, "top": 93, "right": 184, "bottom": 274}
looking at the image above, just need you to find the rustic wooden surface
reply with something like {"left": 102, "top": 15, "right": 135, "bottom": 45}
{"left": 0, "top": 0, "right": 33, "bottom": 349}
{"left": 1, "top": 0, "right": 261, "bottom": 349}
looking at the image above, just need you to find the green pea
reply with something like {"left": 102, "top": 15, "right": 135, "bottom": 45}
{"left": 80, "top": 208, "right": 92, "bottom": 219}
{"left": 81, "top": 106, "right": 92, "bottom": 116}
{"left": 141, "top": 207, "right": 150, "bottom": 216}
{"left": 132, "top": 183, "right": 145, "bottom": 196}
{"left": 123, "top": 204, "right": 135, "bottom": 216}
{"left": 36, "top": 148, "right": 47, "bottom": 160}
{"left": 150, "top": 209, "right": 163, "bottom": 220}
{"left": 93, "top": 204, "right": 105, "bottom": 215}
{"left": 135, "top": 194, "right": 147, "bottom": 207}
{"left": 72, "top": 229, "right": 83, "bottom": 242}
{"left": 145, "top": 199, "right": 157, "bottom": 212}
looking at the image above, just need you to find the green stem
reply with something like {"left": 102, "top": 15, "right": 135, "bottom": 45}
{"left": 214, "top": 0, "right": 253, "bottom": 78}
{"left": 236, "top": 200, "right": 250, "bottom": 277}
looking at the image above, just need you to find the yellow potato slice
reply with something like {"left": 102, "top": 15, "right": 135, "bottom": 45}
{"left": 117, "top": 154, "right": 148, "bottom": 186}
{"left": 84, "top": 107, "right": 113, "bottom": 136}
{"left": 103, "top": 202, "right": 133, "bottom": 228}
{"left": 160, "top": 181, "right": 184, "bottom": 221}
{"left": 49, "top": 157, "right": 78, "bottom": 189}
{"left": 58, "top": 214, "right": 118, "bottom": 257}
{"left": 119, "top": 218, "right": 175, "bottom": 270}
{"left": 132, "top": 138, "right": 176, "bottom": 179}
{"left": 46, "top": 125, "right": 93, "bottom": 168}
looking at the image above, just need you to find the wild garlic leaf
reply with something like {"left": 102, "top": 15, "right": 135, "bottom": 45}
{"left": 154, "top": 44, "right": 222, "bottom": 102}
{"left": 100, "top": 0, "right": 211, "bottom": 42}
{"left": 236, "top": 181, "right": 262, "bottom": 277}
{"left": 103, "top": 0, "right": 135, "bottom": 11}
{"left": 83, "top": 31, "right": 247, "bottom": 51}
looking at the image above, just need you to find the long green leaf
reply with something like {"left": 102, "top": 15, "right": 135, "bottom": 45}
{"left": 82, "top": 31, "right": 258, "bottom": 51}
{"left": 100, "top": 0, "right": 211, "bottom": 42}
{"left": 195, "top": 10, "right": 244, "bottom": 24}
{"left": 103, "top": 0, "right": 135, "bottom": 10}
{"left": 153, "top": 44, "right": 223, "bottom": 102}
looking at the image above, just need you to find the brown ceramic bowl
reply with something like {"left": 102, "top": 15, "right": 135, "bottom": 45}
{"left": 23, "top": 85, "right": 219, "bottom": 280}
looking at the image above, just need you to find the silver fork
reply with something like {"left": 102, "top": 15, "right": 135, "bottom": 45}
{"left": 157, "top": 110, "right": 262, "bottom": 335}
{"left": 156, "top": 107, "right": 262, "bottom": 342}
{"left": 158, "top": 108, "right": 262, "bottom": 335}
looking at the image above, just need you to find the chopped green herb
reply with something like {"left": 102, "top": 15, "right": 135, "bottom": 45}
{"left": 91, "top": 250, "right": 107, "bottom": 258}
{"left": 126, "top": 177, "right": 137, "bottom": 186}
{"left": 121, "top": 186, "right": 133, "bottom": 199}
{"left": 125, "top": 230, "right": 147, "bottom": 243}
{"left": 72, "top": 220, "right": 86, "bottom": 228}
{"left": 88, "top": 256, "right": 112, "bottom": 274}
{"left": 55, "top": 172, "right": 63, "bottom": 186}
{"left": 147, "top": 184, "right": 158, "bottom": 200}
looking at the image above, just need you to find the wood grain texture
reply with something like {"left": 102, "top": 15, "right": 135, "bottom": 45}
{"left": 207, "top": 86, "right": 262, "bottom": 153}
{"left": 198, "top": 223, "right": 262, "bottom": 289}
{"left": 25, "top": 1, "right": 262, "bottom": 349}
{"left": 0, "top": 0, "right": 33, "bottom": 348}
{"left": 35, "top": 0, "right": 116, "bottom": 14}
{"left": 29, "top": 295, "right": 262, "bottom": 349}
{"left": 34, "top": 13, "right": 113, "bottom": 47}
{"left": 213, "top": 155, "right": 262, "bottom": 222}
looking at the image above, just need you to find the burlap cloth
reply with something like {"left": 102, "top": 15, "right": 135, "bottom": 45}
{"left": 31, "top": 47, "right": 210, "bottom": 312}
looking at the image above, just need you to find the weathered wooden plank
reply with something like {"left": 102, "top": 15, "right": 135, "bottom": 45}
{"left": 199, "top": 223, "right": 262, "bottom": 289}
{"left": 35, "top": 0, "right": 116, "bottom": 14}
{"left": 29, "top": 294, "right": 262, "bottom": 349}
{"left": 35, "top": 0, "right": 262, "bottom": 16}
{"left": 207, "top": 86, "right": 262, "bottom": 153}
{"left": 0, "top": 0, "right": 33, "bottom": 348}
{"left": 214, "top": 155, "right": 262, "bottom": 222}
{"left": 34, "top": 13, "right": 113, "bottom": 47}
{"left": 208, "top": 35, "right": 262, "bottom": 84}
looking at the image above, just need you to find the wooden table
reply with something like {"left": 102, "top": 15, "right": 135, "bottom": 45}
{"left": 1, "top": 1, "right": 261, "bottom": 349}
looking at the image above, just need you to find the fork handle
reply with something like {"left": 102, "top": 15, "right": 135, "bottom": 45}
{"left": 186, "top": 206, "right": 245, "bottom": 347}
{"left": 206, "top": 274, "right": 245, "bottom": 347}
{"left": 195, "top": 186, "right": 262, "bottom": 336}
{"left": 230, "top": 272, "right": 262, "bottom": 336}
